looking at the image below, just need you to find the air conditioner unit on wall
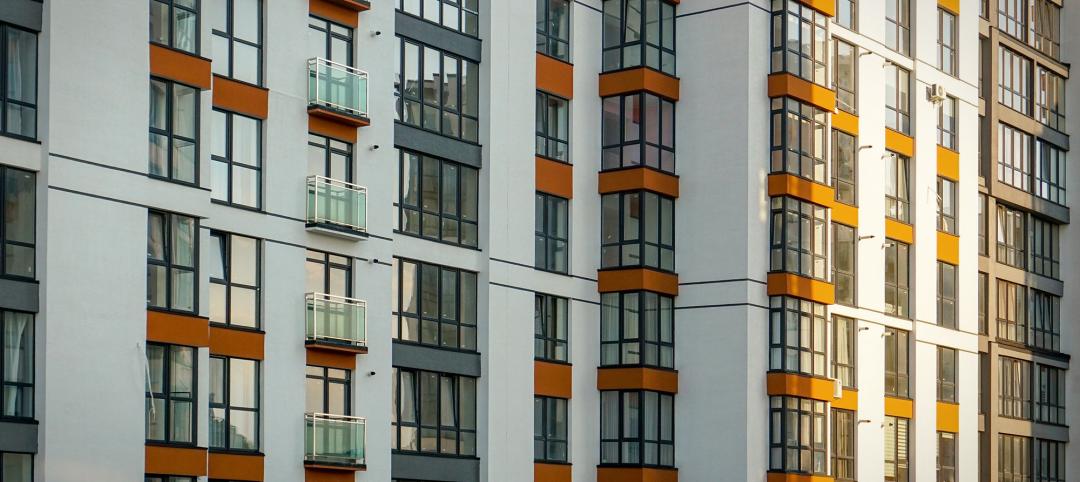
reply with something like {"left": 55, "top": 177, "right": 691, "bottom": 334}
{"left": 930, "top": 84, "right": 947, "bottom": 103}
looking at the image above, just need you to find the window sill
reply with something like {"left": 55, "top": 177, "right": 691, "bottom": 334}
{"left": 533, "top": 265, "right": 571, "bottom": 277}
{"left": 208, "top": 448, "right": 264, "bottom": 456}
{"left": 145, "top": 440, "right": 203, "bottom": 449}
{"left": 600, "top": 65, "right": 679, "bottom": 81}
{"left": 599, "top": 164, "right": 678, "bottom": 178}
{"left": 208, "top": 322, "right": 264, "bottom": 334}
{"left": 147, "top": 174, "right": 208, "bottom": 191}
{"left": 391, "top": 450, "right": 480, "bottom": 460}
{"left": 147, "top": 306, "right": 202, "bottom": 318}
{"left": 535, "top": 357, "right": 572, "bottom": 366}
{"left": 392, "top": 338, "right": 480, "bottom": 356}
{"left": 210, "top": 198, "right": 264, "bottom": 213}
{"left": 535, "top": 459, "right": 572, "bottom": 465}
{"left": 0, "top": 132, "right": 39, "bottom": 144}
{"left": 393, "top": 230, "right": 482, "bottom": 251}
{"left": 535, "top": 51, "right": 573, "bottom": 66}
{"left": 0, "top": 416, "right": 37, "bottom": 424}
{"left": 536, "top": 154, "right": 572, "bottom": 165}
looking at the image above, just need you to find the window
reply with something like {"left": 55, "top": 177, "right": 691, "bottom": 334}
{"left": 601, "top": 92, "right": 676, "bottom": 173}
{"left": 392, "top": 258, "right": 478, "bottom": 351}
{"left": 398, "top": 150, "right": 480, "bottom": 248}
{"left": 834, "top": 40, "right": 857, "bottom": 113}
{"left": 151, "top": 0, "right": 199, "bottom": 54}
{"left": 211, "top": 110, "right": 261, "bottom": 208}
{"left": 938, "top": 347, "right": 956, "bottom": 402}
{"left": 391, "top": 368, "right": 477, "bottom": 456}
{"left": 978, "top": 272, "right": 988, "bottom": 335}
{"left": 885, "top": 66, "right": 911, "bottom": 134}
{"left": 1000, "top": 357, "right": 1031, "bottom": 419}
{"left": 769, "top": 396, "right": 827, "bottom": 474}
{"left": 770, "top": 98, "right": 827, "bottom": 183}
{"left": 938, "top": 96, "right": 957, "bottom": 150}
{"left": 1030, "top": 217, "right": 1059, "bottom": 278}
{"left": 1034, "top": 139, "right": 1065, "bottom": 205}
{"left": 395, "top": 37, "right": 480, "bottom": 142}
{"left": 1034, "top": 439, "right": 1064, "bottom": 482}
{"left": 600, "top": 390, "right": 674, "bottom": 467}
{"left": 833, "top": 224, "right": 855, "bottom": 306}
{"left": 1036, "top": 68, "right": 1065, "bottom": 131}
{"left": 768, "top": 297, "right": 827, "bottom": 377}
{"left": 937, "top": 177, "right": 957, "bottom": 234}
{"left": 147, "top": 211, "right": 197, "bottom": 313}
{"left": 535, "top": 293, "right": 568, "bottom": 362}
{"left": 535, "top": 193, "right": 569, "bottom": 273}
{"left": 534, "top": 396, "right": 568, "bottom": 462}
{"left": 308, "top": 133, "right": 352, "bottom": 180}
{"left": 999, "top": 48, "right": 1031, "bottom": 115}
{"left": 601, "top": 191, "right": 675, "bottom": 272}
{"left": 997, "top": 280, "right": 1027, "bottom": 344}
{"left": 1031, "top": 290, "right": 1059, "bottom": 352}
{"left": 832, "top": 409, "right": 856, "bottom": 482}
{"left": 996, "top": 204, "right": 1025, "bottom": 269}
{"left": 0, "top": 24, "right": 37, "bottom": 139}
{"left": 884, "top": 240, "right": 910, "bottom": 319}
{"left": 209, "top": 356, "right": 259, "bottom": 451}
{"left": 601, "top": 0, "right": 676, "bottom": 75}
{"left": 1033, "top": 0, "right": 1059, "bottom": 58}
{"left": 209, "top": 0, "right": 261, "bottom": 85}
{"left": 537, "top": 0, "right": 570, "bottom": 61}
{"left": 938, "top": 10, "right": 957, "bottom": 76}
{"left": 885, "top": 0, "right": 910, "bottom": 56}
{"left": 1000, "top": 435, "right": 1031, "bottom": 482}
{"left": 0, "top": 311, "right": 32, "bottom": 418}
{"left": 146, "top": 343, "right": 196, "bottom": 444}
{"left": 306, "top": 365, "right": 350, "bottom": 415}
{"left": 0, "top": 167, "right": 34, "bottom": 279}
{"left": 937, "top": 263, "right": 957, "bottom": 329}
{"left": 833, "top": 316, "right": 856, "bottom": 388}
{"left": 601, "top": 292, "right": 674, "bottom": 368}
{"left": 884, "top": 416, "right": 910, "bottom": 482}
{"left": 770, "top": 1, "right": 828, "bottom": 85}
{"left": 1035, "top": 364, "right": 1065, "bottom": 425}
{"left": 978, "top": 193, "right": 987, "bottom": 256}
{"left": 835, "top": 0, "right": 856, "bottom": 30}
{"left": 396, "top": 0, "right": 478, "bottom": 37}
{"left": 309, "top": 17, "right": 353, "bottom": 65}
{"left": 884, "top": 152, "right": 910, "bottom": 222}
{"left": 208, "top": 231, "right": 260, "bottom": 329}
{"left": 832, "top": 130, "right": 856, "bottom": 205}
{"left": 998, "top": 0, "right": 1026, "bottom": 40}
{"left": 938, "top": 432, "right": 956, "bottom": 482}
{"left": 769, "top": 197, "right": 828, "bottom": 280}
{"left": 149, "top": 78, "right": 199, "bottom": 184}
{"left": 536, "top": 91, "right": 569, "bottom": 162}
{"left": 305, "top": 249, "right": 351, "bottom": 296}
{"left": 998, "top": 123, "right": 1031, "bottom": 191}
{"left": 884, "top": 328, "right": 909, "bottom": 398}
{"left": 0, "top": 454, "right": 30, "bottom": 482}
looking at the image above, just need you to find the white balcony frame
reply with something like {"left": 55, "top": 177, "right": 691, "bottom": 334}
{"left": 305, "top": 292, "right": 368, "bottom": 347}
{"left": 308, "top": 57, "right": 370, "bottom": 118}
{"left": 305, "top": 412, "right": 367, "bottom": 466}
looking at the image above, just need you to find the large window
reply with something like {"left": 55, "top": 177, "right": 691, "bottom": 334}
{"left": 1031, "top": 290, "right": 1060, "bottom": 352}
{"left": 885, "top": 65, "right": 911, "bottom": 134}
{"left": 1034, "top": 0, "right": 1060, "bottom": 58}
{"left": 0, "top": 167, "right": 34, "bottom": 279}
{"left": 392, "top": 258, "right": 478, "bottom": 351}
{"left": 398, "top": 150, "right": 480, "bottom": 248}
{"left": 1034, "top": 139, "right": 1065, "bottom": 205}
{"left": 151, "top": 0, "right": 199, "bottom": 54}
{"left": 938, "top": 432, "right": 957, "bottom": 482}
{"left": 395, "top": 37, "right": 480, "bottom": 142}
{"left": 938, "top": 10, "right": 957, "bottom": 76}
{"left": 997, "top": 280, "right": 1027, "bottom": 344}
{"left": 999, "top": 47, "right": 1031, "bottom": 115}
{"left": 535, "top": 293, "right": 569, "bottom": 362}
{"left": 534, "top": 396, "right": 568, "bottom": 462}
{"left": 885, "top": 151, "right": 910, "bottom": 222}
{"left": 1, "top": 454, "right": 31, "bottom": 482}
{"left": 209, "top": 356, "right": 259, "bottom": 451}
{"left": 535, "top": 192, "right": 569, "bottom": 273}
{"left": 769, "top": 396, "right": 827, "bottom": 474}
{"left": 768, "top": 297, "right": 827, "bottom": 377}
{"left": 938, "top": 96, "right": 957, "bottom": 150}
{"left": 998, "top": 123, "right": 1031, "bottom": 191}
{"left": 885, "top": 0, "right": 910, "bottom": 56}
{"left": 308, "top": 133, "right": 352, "bottom": 181}
{"left": 884, "top": 416, "right": 910, "bottom": 482}
{"left": 884, "top": 328, "right": 909, "bottom": 398}
{"left": 146, "top": 343, "right": 196, "bottom": 444}
{"left": 998, "top": 0, "right": 1026, "bottom": 40}
{"left": 937, "top": 262, "right": 957, "bottom": 329}
{"left": 602, "top": 92, "right": 676, "bottom": 173}
{"left": 601, "top": 292, "right": 674, "bottom": 368}
{"left": 770, "top": 0, "right": 828, "bottom": 85}
{"left": 392, "top": 368, "right": 477, "bottom": 456}
{"left": 305, "top": 249, "right": 351, "bottom": 296}
{"left": 938, "top": 347, "right": 956, "bottom": 402}
{"left": 1000, "top": 356, "right": 1031, "bottom": 419}
{"left": 208, "top": 231, "right": 260, "bottom": 329}
{"left": 1030, "top": 217, "right": 1059, "bottom": 278}
{"left": 884, "top": 240, "right": 910, "bottom": 319}
{"left": 833, "top": 224, "right": 855, "bottom": 306}
{"left": 536, "top": 91, "right": 569, "bottom": 163}
{"left": 0, "top": 311, "right": 32, "bottom": 418}
{"left": 832, "top": 130, "right": 856, "bottom": 205}
{"left": 833, "top": 316, "right": 856, "bottom": 388}
{"left": 835, "top": 0, "right": 856, "bottom": 30}
{"left": 0, "top": 24, "right": 37, "bottom": 139}
{"left": 1036, "top": 68, "right": 1065, "bottom": 131}
{"left": 600, "top": 390, "right": 674, "bottom": 467}
{"left": 209, "top": 0, "right": 261, "bottom": 85}
{"left": 770, "top": 98, "right": 827, "bottom": 183}
{"left": 938, "top": 177, "right": 957, "bottom": 234}
{"left": 397, "top": 0, "right": 478, "bottom": 37}
{"left": 211, "top": 110, "right": 261, "bottom": 208}
{"left": 601, "top": 191, "right": 675, "bottom": 272}
{"left": 999, "top": 434, "right": 1031, "bottom": 482}
{"left": 147, "top": 211, "right": 197, "bottom": 313}
{"left": 1035, "top": 364, "right": 1065, "bottom": 425}
{"left": 769, "top": 197, "right": 827, "bottom": 280}
{"left": 308, "top": 16, "right": 352, "bottom": 65}
{"left": 996, "top": 204, "right": 1025, "bottom": 269}
{"left": 834, "top": 39, "right": 857, "bottom": 113}
{"left": 537, "top": 0, "right": 570, "bottom": 61}
{"left": 306, "top": 365, "right": 350, "bottom": 415}
{"left": 1034, "top": 439, "right": 1064, "bottom": 482}
{"left": 149, "top": 78, "right": 199, "bottom": 184}
{"left": 601, "top": 0, "right": 676, "bottom": 75}
{"left": 832, "top": 409, "right": 856, "bottom": 481}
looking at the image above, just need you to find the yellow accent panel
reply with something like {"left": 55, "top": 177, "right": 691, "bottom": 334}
{"left": 832, "top": 111, "right": 859, "bottom": 136}
{"left": 832, "top": 389, "right": 858, "bottom": 411}
{"left": 794, "top": 0, "right": 836, "bottom": 16}
{"left": 937, "top": 402, "right": 959, "bottom": 432}
{"left": 831, "top": 203, "right": 858, "bottom": 228}
{"left": 885, "top": 397, "right": 914, "bottom": 418}
{"left": 767, "top": 473, "right": 835, "bottom": 482}
{"left": 939, "top": 0, "right": 960, "bottom": 14}
{"left": 766, "top": 372, "right": 835, "bottom": 402}
{"left": 937, "top": 146, "right": 960, "bottom": 181}
{"left": 937, "top": 232, "right": 960, "bottom": 265}
{"left": 885, "top": 129, "right": 915, "bottom": 157}
{"left": 767, "top": 173, "right": 835, "bottom": 207}
{"left": 767, "top": 73, "right": 836, "bottom": 112}
{"left": 767, "top": 273, "right": 835, "bottom": 305}
{"left": 885, "top": 219, "right": 914, "bottom": 245}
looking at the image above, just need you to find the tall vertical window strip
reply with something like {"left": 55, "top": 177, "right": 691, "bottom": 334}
{"left": 150, "top": 0, "right": 199, "bottom": 54}
{"left": 770, "top": 98, "right": 827, "bottom": 184}
{"left": 998, "top": 0, "right": 1027, "bottom": 40}
{"left": 535, "top": 193, "right": 569, "bottom": 273}
{"left": 208, "top": 231, "right": 260, "bottom": 329}
{"left": 885, "top": 66, "right": 911, "bottom": 134}
{"left": 938, "top": 10, "right": 957, "bottom": 76}
{"left": 769, "top": 396, "right": 827, "bottom": 474}
{"left": 835, "top": 0, "right": 856, "bottom": 30}
{"left": 0, "top": 167, "right": 34, "bottom": 279}
{"left": 834, "top": 40, "right": 857, "bottom": 114}
{"left": 1036, "top": 68, "right": 1065, "bottom": 131}
{"left": 2, "top": 454, "right": 31, "bottom": 482}
{"left": 997, "top": 279, "right": 1027, "bottom": 344}
{"left": 999, "top": 435, "right": 1031, "bottom": 481}
{"left": 885, "top": 0, "right": 910, "bottom": 56}
{"left": 938, "top": 177, "right": 957, "bottom": 234}
{"left": 211, "top": 109, "right": 261, "bottom": 208}
{"left": 998, "top": 123, "right": 1031, "bottom": 192}
{"left": 0, "top": 25, "right": 37, "bottom": 139}
{"left": 209, "top": 0, "right": 262, "bottom": 85}
{"left": 998, "top": 48, "right": 1031, "bottom": 115}
{"left": 937, "top": 263, "right": 957, "bottom": 329}
{"left": 534, "top": 396, "right": 568, "bottom": 462}
{"left": 1000, "top": 356, "right": 1031, "bottom": 419}
{"left": 1034, "top": 0, "right": 1060, "bottom": 58}
{"left": 938, "top": 96, "right": 957, "bottom": 150}
{"left": 1, "top": 311, "right": 32, "bottom": 418}
{"left": 601, "top": 191, "right": 675, "bottom": 272}
{"left": 1034, "top": 139, "right": 1066, "bottom": 205}
{"left": 996, "top": 204, "right": 1025, "bottom": 269}
{"left": 150, "top": 78, "right": 199, "bottom": 184}
{"left": 833, "top": 224, "right": 855, "bottom": 306}
{"left": 146, "top": 343, "right": 196, "bottom": 444}
{"left": 884, "top": 328, "right": 909, "bottom": 398}
{"left": 395, "top": 37, "right": 480, "bottom": 142}
{"left": 832, "top": 410, "right": 856, "bottom": 481}
{"left": 1030, "top": 290, "right": 1059, "bottom": 352}
{"left": 1034, "top": 439, "right": 1064, "bottom": 482}
{"left": 601, "top": 292, "right": 674, "bottom": 368}
{"left": 601, "top": 0, "right": 676, "bottom": 76}
{"left": 209, "top": 356, "right": 259, "bottom": 451}
{"left": 937, "top": 432, "right": 956, "bottom": 482}
{"left": 536, "top": 0, "right": 570, "bottom": 61}
{"left": 398, "top": 150, "right": 480, "bottom": 248}
{"left": 396, "top": 0, "right": 479, "bottom": 37}
{"left": 147, "top": 211, "right": 197, "bottom": 313}
{"left": 937, "top": 347, "right": 956, "bottom": 402}
{"left": 600, "top": 390, "right": 675, "bottom": 467}
{"left": 769, "top": 0, "right": 828, "bottom": 86}
{"left": 978, "top": 272, "right": 988, "bottom": 335}
{"left": 884, "top": 240, "right": 910, "bottom": 319}
{"left": 979, "top": 193, "right": 988, "bottom": 256}
{"left": 833, "top": 316, "right": 856, "bottom": 388}
{"left": 1035, "top": 364, "right": 1065, "bottom": 425}
{"left": 1030, "top": 217, "right": 1059, "bottom": 278}
{"left": 769, "top": 197, "right": 828, "bottom": 280}
{"left": 601, "top": 92, "right": 676, "bottom": 173}
{"left": 768, "top": 297, "right": 827, "bottom": 377}
{"left": 534, "top": 293, "right": 569, "bottom": 362}
{"left": 832, "top": 130, "right": 856, "bottom": 205}
{"left": 536, "top": 91, "right": 570, "bottom": 163}
{"left": 884, "top": 416, "right": 910, "bottom": 482}
{"left": 391, "top": 368, "right": 477, "bottom": 456}
{"left": 392, "top": 258, "right": 478, "bottom": 351}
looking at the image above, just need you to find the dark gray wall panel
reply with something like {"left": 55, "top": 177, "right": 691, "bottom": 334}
{"left": 0, "top": 278, "right": 39, "bottom": 313}
{"left": 392, "top": 453, "right": 480, "bottom": 481}
{"left": 394, "top": 11, "right": 482, "bottom": 62}
{"left": 392, "top": 342, "right": 481, "bottom": 377}
{"left": 0, "top": 0, "right": 43, "bottom": 32}
{"left": 395, "top": 123, "right": 483, "bottom": 169}
{"left": 0, "top": 420, "right": 38, "bottom": 453}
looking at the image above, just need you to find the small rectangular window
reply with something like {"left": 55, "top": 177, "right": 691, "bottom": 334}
{"left": 0, "top": 25, "right": 38, "bottom": 139}
{"left": 884, "top": 328, "right": 909, "bottom": 398}
{"left": 937, "top": 177, "right": 957, "bottom": 234}
{"left": 601, "top": 292, "right": 674, "bottom": 368}
{"left": 209, "top": 0, "right": 262, "bottom": 85}
{"left": 1034, "top": 139, "right": 1066, "bottom": 205}
{"left": 1034, "top": 439, "right": 1065, "bottom": 482}
{"left": 147, "top": 211, "right": 198, "bottom": 313}
{"left": 392, "top": 368, "right": 477, "bottom": 455}
{"left": 885, "top": 66, "right": 911, "bottom": 134}
{"left": 937, "top": 10, "right": 957, "bottom": 76}
{"left": 832, "top": 129, "right": 856, "bottom": 205}
{"left": 769, "top": 396, "right": 828, "bottom": 474}
{"left": 211, "top": 109, "right": 262, "bottom": 208}
{"left": 149, "top": 78, "right": 200, "bottom": 184}
{"left": 768, "top": 296, "right": 828, "bottom": 377}
{"left": 885, "top": 151, "right": 910, "bottom": 222}
{"left": 536, "top": 91, "right": 570, "bottom": 163}
{"left": 937, "top": 346, "right": 956, "bottom": 402}
{"left": 832, "top": 224, "right": 856, "bottom": 306}
{"left": 937, "top": 432, "right": 957, "bottom": 482}
{"left": 305, "top": 365, "right": 351, "bottom": 414}
{"left": 884, "top": 416, "right": 910, "bottom": 481}
{"left": 999, "top": 357, "right": 1031, "bottom": 419}
{"left": 208, "top": 231, "right": 261, "bottom": 329}
{"left": 392, "top": 258, "right": 478, "bottom": 351}
{"left": 535, "top": 193, "right": 569, "bottom": 273}
{"left": 602, "top": 92, "right": 676, "bottom": 173}
{"left": 534, "top": 293, "right": 569, "bottom": 362}
{"left": 146, "top": 343, "right": 196, "bottom": 444}
{"left": 1030, "top": 289, "right": 1060, "bottom": 352}
{"left": 998, "top": 0, "right": 1027, "bottom": 41}
{"left": 998, "top": 123, "right": 1032, "bottom": 192}
{"left": 209, "top": 356, "right": 260, "bottom": 451}
{"left": 150, "top": 0, "right": 200, "bottom": 54}
{"left": 978, "top": 272, "right": 988, "bottom": 335}
{"left": 1029, "top": 216, "right": 1060, "bottom": 279}
{"left": 534, "top": 396, "right": 568, "bottom": 462}
{"left": 835, "top": 0, "right": 856, "bottom": 30}
{"left": 309, "top": 16, "right": 354, "bottom": 65}
{"left": 536, "top": 0, "right": 570, "bottom": 61}
{"left": 884, "top": 240, "right": 910, "bottom": 319}
{"left": 770, "top": 98, "right": 828, "bottom": 184}
{"left": 601, "top": 191, "right": 675, "bottom": 272}
{"left": 305, "top": 249, "right": 352, "bottom": 297}
{"left": 769, "top": 197, "right": 828, "bottom": 280}
{"left": 937, "top": 262, "right": 957, "bottom": 329}
{"left": 996, "top": 204, "right": 1026, "bottom": 269}
{"left": 398, "top": 150, "right": 480, "bottom": 248}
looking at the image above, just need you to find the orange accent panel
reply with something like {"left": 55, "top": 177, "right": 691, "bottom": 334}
{"left": 795, "top": 0, "right": 835, "bottom": 16}
{"left": 937, "top": 232, "right": 960, "bottom": 265}
{"left": 535, "top": 462, "right": 573, "bottom": 482}
{"left": 598, "top": 67, "right": 680, "bottom": 101}
{"left": 885, "top": 219, "right": 914, "bottom": 245}
{"left": 832, "top": 388, "right": 858, "bottom": 411}
{"left": 597, "top": 269, "right": 679, "bottom": 296}
{"left": 767, "top": 73, "right": 836, "bottom": 112}
{"left": 306, "top": 468, "right": 360, "bottom": 482}
{"left": 767, "top": 473, "right": 836, "bottom": 482}
{"left": 149, "top": 44, "right": 212, "bottom": 90}
{"left": 766, "top": 372, "right": 835, "bottom": 402}
{"left": 209, "top": 452, "right": 264, "bottom": 481}
{"left": 597, "top": 367, "right": 678, "bottom": 394}
{"left": 885, "top": 129, "right": 915, "bottom": 157}
{"left": 309, "top": 115, "right": 358, "bottom": 143}
{"left": 598, "top": 167, "right": 680, "bottom": 198}
{"left": 597, "top": 466, "right": 678, "bottom": 482}
{"left": 209, "top": 326, "right": 265, "bottom": 360}
{"left": 309, "top": 0, "right": 359, "bottom": 27}
{"left": 307, "top": 347, "right": 357, "bottom": 370}
{"left": 535, "top": 360, "right": 573, "bottom": 399}
{"left": 213, "top": 75, "right": 269, "bottom": 119}
{"left": 537, "top": 53, "right": 574, "bottom": 99}
{"left": 937, "top": 146, "right": 960, "bottom": 181}
{"left": 939, "top": 0, "right": 960, "bottom": 14}
{"left": 832, "top": 111, "right": 859, "bottom": 136}
{"left": 536, "top": 157, "right": 574, "bottom": 199}
{"left": 885, "top": 397, "right": 914, "bottom": 418}
{"left": 766, "top": 272, "right": 835, "bottom": 305}
{"left": 309, "top": 106, "right": 369, "bottom": 127}
{"left": 145, "top": 445, "right": 207, "bottom": 477}
{"left": 767, "top": 173, "right": 835, "bottom": 207}
{"left": 937, "top": 402, "right": 959, "bottom": 432}
{"left": 831, "top": 202, "right": 858, "bottom": 228}
{"left": 147, "top": 311, "right": 210, "bottom": 347}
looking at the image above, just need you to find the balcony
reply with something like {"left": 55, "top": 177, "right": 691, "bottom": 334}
{"left": 307, "top": 58, "right": 369, "bottom": 126}
{"left": 305, "top": 292, "right": 367, "bottom": 353}
{"left": 306, "top": 175, "right": 368, "bottom": 239}
{"left": 305, "top": 413, "right": 366, "bottom": 469}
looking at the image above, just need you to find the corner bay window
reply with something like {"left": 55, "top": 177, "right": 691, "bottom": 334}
{"left": 884, "top": 328, "right": 909, "bottom": 398}
{"left": 0, "top": 24, "right": 37, "bottom": 139}
{"left": 392, "top": 368, "right": 477, "bottom": 456}
{"left": 601, "top": 0, "right": 675, "bottom": 76}
{"left": 392, "top": 258, "right": 478, "bottom": 351}
{"left": 534, "top": 396, "right": 568, "bottom": 462}
{"left": 150, "top": 78, "right": 199, "bottom": 184}
{"left": 996, "top": 204, "right": 1025, "bottom": 269}
{"left": 770, "top": 197, "right": 827, "bottom": 280}
{"left": 1, "top": 310, "right": 32, "bottom": 418}
{"left": 999, "top": 434, "right": 1031, "bottom": 481}
{"left": 769, "top": 396, "right": 827, "bottom": 475}
{"left": 395, "top": 37, "right": 480, "bottom": 142}
{"left": 537, "top": 0, "right": 570, "bottom": 61}
{"left": 1037, "top": 68, "right": 1065, "bottom": 132}
{"left": 601, "top": 191, "right": 674, "bottom": 271}
{"left": 147, "top": 211, "right": 197, "bottom": 313}
{"left": 600, "top": 390, "right": 674, "bottom": 467}
{"left": 398, "top": 150, "right": 480, "bottom": 248}
{"left": 602, "top": 92, "right": 675, "bottom": 173}
{"left": 884, "top": 416, "right": 910, "bottom": 482}
{"left": 1031, "top": 290, "right": 1060, "bottom": 352}
{"left": 397, "top": 0, "right": 479, "bottom": 37}
{"left": 770, "top": 98, "right": 827, "bottom": 183}
{"left": 0, "top": 167, "right": 35, "bottom": 279}
{"left": 151, "top": 0, "right": 199, "bottom": 54}
{"left": 601, "top": 291, "right": 674, "bottom": 368}
{"left": 535, "top": 293, "right": 569, "bottom": 362}
{"left": 1034, "top": 439, "right": 1064, "bottom": 482}
{"left": 146, "top": 343, "right": 196, "bottom": 444}
{"left": 1034, "top": 139, "right": 1066, "bottom": 205}
{"left": 768, "top": 296, "right": 827, "bottom": 377}
{"left": 1030, "top": 216, "right": 1059, "bottom": 278}
{"left": 209, "top": 356, "right": 259, "bottom": 451}
{"left": 770, "top": 0, "right": 828, "bottom": 86}
{"left": 535, "top": 192, "right": 569, "bottom": 273}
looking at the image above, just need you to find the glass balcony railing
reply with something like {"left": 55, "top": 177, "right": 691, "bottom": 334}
{"left": 308, "top": 57, "right": 369, "bottom": 119}
{"left": 305, "top": 413, "right": 366, "bottom": 467}
{"left": 305, "top": 292, "right": 367, "bottom": 349}
{"left": 306, "top": 175, "right": 368, "bottom": 235}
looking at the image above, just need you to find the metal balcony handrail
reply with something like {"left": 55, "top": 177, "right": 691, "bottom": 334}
{"left": 306, "top": 175, "right": 368, "bottom": 233}
{"left": 305, "top": 292, "right": 368, "bottom": 346}
{"left": 307, "top": 57, "right": 369, "bottom": 117}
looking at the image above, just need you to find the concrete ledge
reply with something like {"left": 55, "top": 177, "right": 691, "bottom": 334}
{"left": 0, "top": 277, "right": 38, "bottom": 313}
{"left": 0, "top": 419, "right": 37, "bottom": 453}
{"left": 391, "top": 452, "right": 480, "bottom": 481}
{"left": 392, "top": 342, "right": 481, "bottom": 377}
{"left": 395, "top": 123, "right": 482, "bottom": 169}
{"left": 395, "top": 11, "right": 482, "bottom": 63}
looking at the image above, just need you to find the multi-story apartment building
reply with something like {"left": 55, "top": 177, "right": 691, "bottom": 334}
{"left": 0, "top": 0, "right": 1071, "bottom": 482}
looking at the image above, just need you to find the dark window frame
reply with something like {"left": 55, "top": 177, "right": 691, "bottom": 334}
{"left": 884, "top": 416, "right": 910, "bottom": 482}
{"left": 536, "top": 0, "right": 571, "bottom": 61}
{"left": 834, "top": 39, "right": 858, "bottom": 114}
{"left": 999, "top": 356, "right": 1031, "bottom": 420}
{"left": 398, "top": 149, "right": 480, "bottom": 248}
{"left": 937, "top": 431, "right": 957, "bottom": 482}
{"left": 210, "top": 0, "right": 263, "bottom": 85}
{"left": 832, "top": 408, "right": 856, "bottom": 482}
{"left": 0, "top": 23, "right": 38, "bottom": 140}
{"left": 885, "top": 0, "right": 910, "bottom": 56}
{"left": 601, "top": 0, "right": 676, "bottom": 76}
{"left": 309, "top": 16, "right": 354, "bottom": 65}
{"left": 997, "top": 279, "right": 1027, "bottom": 344}
{"left": 306, "top": 365, "right": 351, "bottom": 415}
{"left": 937, "top": 262, "right": 957, "bottom": 329}
{"left": 534, "top": 292, "right": 569, "bottom": 363}
{"left": 1029, "top": 216, "right": 1059, "bottom": 279}
{"left": 391, "top": 367, "right": 478, "bottom": 456}
{"left": 1035, "top": 364, "right": 1065, "bottom": 425}
{"left": 600, "top": 291, "right": 675, "bottom": 369}
{"left": 599, "top": 389, "right": 675, "bottom": 468}
{"left": 937, "top": 346, "right": 957, "bottom": 402}
{"left": 392, "top": 258, "right": 478, "bottom": 352}
{"left": 305, "top": 249, "right": 352, "bottom": 297}
{"left": 209, "top": 355, "right": 260, "bottom": 452}
{"left": 998, "top": 0, "right": 1027, "bottom": 42}
{"left": 770, "top": 1, "right": 828, "bottom": 85}
{"left": 1034, "top": 0, "right": 1060, "bottom": 58}
{"left": 768, "top": 296, "right": 828, "bottom": 378}
{"left": 999, "top": 434, "right": 1031, "bottom": 481}
{"left": 149, "top": 77, "right": 200, "bottom": 185}
{"left": 833, "top": 223, "right": 856, "bottom": 307}
{"left": 211, "top": 109, "right": 263, "bottom": 209}
{"left": 833, "top": 315, "right": 856, "bottom": 389}
{"left": 1036, "top": 67, "right": 1065, "bottom": 132}
{"left": 535, "top": 192, "right": 569, "bottom": 273}
{"left": 1030, "top": 289, "right": 1060, "bottom": 352}
{"left": 308, "top": 133, "right": 353, "bottom": 182}
{"left": 770, "top": 97, "right": 828, "bottom": 184}
{"left": 0, "top": 310, "right": 33, "bottom": 420}
{"left": 395, "top": 36, "right": 481, "bottom": 143}
{"left": 937, "top": 9, "right": 957, "bottom": 76}
{"left": 1034, "top": 438, "right": 1064, "bottom": 482}
{"left": 998, "top": 123, "right": 1032, "bottom": 192}
{"left": 885, "top": 66, "right": 911, "bottom": 134}
{"left": 769, "top": 395, "right": 828, "bottom": 475}
{"left": 885, "top": 151, "right": 910, "bottom": 222}
{"left": 147, "top": 211, "right": 199, "bottom": 314}
{"left": 150, "top": 0, "right": 201, "bottom": 54}
{"left": 536, "top": 91, "right": 570, "bottom": 163}
{"left": 769, "top": 196, "right": 828, "bottom": 281}
{"left": 884, "top": 239, "right": 910, "bottom": 319}
{"left": 396, "top": 0, "right": 479, "bottom": 37}
{"left": 601, "top": 92, "right": 676, "bottom": 173}
{"left": 208, "top": 230, "right": 261, "bottom": 330}
{"left": 938, "top": 177, "right": 957, "bottom": 234}
{"left": 835, "top": 0, "right": 856, "bottom": 30}
{"left": 996, "top": 204, "right": 1026, "bottom": 269}
{"left": 998, "top": 47, "right": 1032, "bottom": 116}
{"left": 601, "top": 190, "right": 675, "bottom": 272}
{"left": 0, "top": 167, "right": 35, "bottom": 280}
{"left": 146, "top": 342, "right": 197, "bottom": 445}
{"left": 884, "top": 328, "right": 909, "bottom": 398}
{"left": 831, "top": 129, "right": 857, "bottom": 206}
{"left": 1034, "top": 138, "right": 1066, "bottom": 205}
{"left": 938, "top": 95, "right": 957, "bottom": 150}
{"left": 534, "top": 396, "right": 568, "bottom": 463}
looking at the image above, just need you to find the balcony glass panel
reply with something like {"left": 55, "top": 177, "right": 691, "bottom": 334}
{"left": 308, "top": 58, "right": 369, "bottom": 118}
{"left": 306, "top": 293, "right": 367, "bottom": 348}
{"left": 307, "top": 176, "right": 368, "bottom": 233}
{"left": 305, "top": 413, "right": 366, "bottom": 466}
